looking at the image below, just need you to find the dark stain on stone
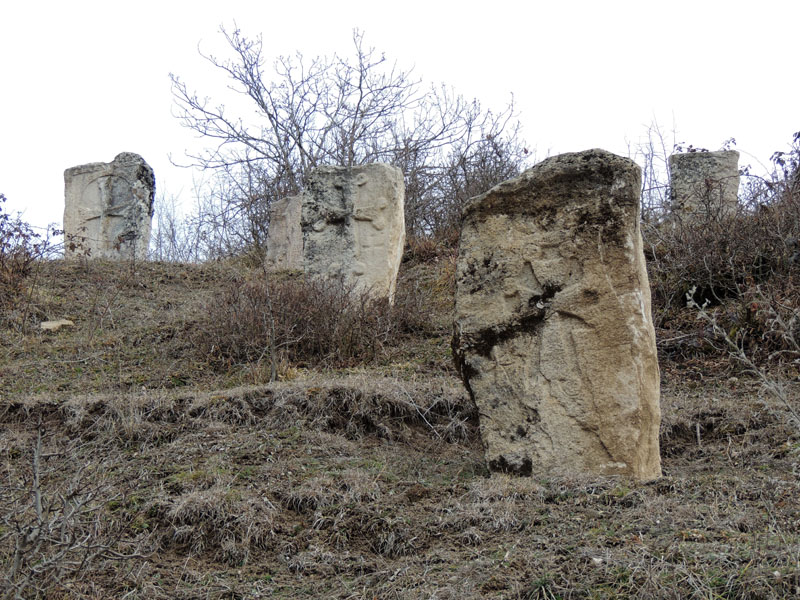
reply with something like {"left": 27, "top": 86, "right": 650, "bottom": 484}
{"left": 526, "top": 283, "right": 560, "bottom": 309}
{"left": 453, "top": 284, "right": 562, "bottom": 387}
{"left": 326, "top": 214, "right": 347, "bottom": 226}
{"left": 468, "top": 310, "right": 544, "bottom": 359}
{"left": 488, "top": 455, "right": 533, "bottom": 476}
{"left": 457, "top": 359, "right": 478, "bottom": 403}
{"left": 136, "top": 163, "right": 156, "bottom": 214}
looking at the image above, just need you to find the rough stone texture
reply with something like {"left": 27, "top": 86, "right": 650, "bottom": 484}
{"left": 265, "top": 194, "right": 303, "bottom": 271}
{"left": 64, "top": 152, "right": 155, "bottom": 260}
{"left": 452, "top": 149, "right": 662, "bottom": 482}
{"left": 40, "top": 319, "right": 74, "bottom": 332}
{"left": 301, "top": 164, "right": 405, "bottom": 300}
{"left": 669, "top": 150, "right": 740, "bottom": 218}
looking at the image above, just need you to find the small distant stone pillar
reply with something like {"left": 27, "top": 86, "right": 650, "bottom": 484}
{"left": 453, "top": 149, "right": 662, "bottom": 482}
{"left": 301, "top": 164, "right": 405, "bottom": 301}
{"left": 265, "top": 194, "right": 303, "bottom": 271}
{"left": 63, "top": 152, "right": 155, "bottom": 260}
{"left": 669, "top": 150, "right": 740, "bottom": 218}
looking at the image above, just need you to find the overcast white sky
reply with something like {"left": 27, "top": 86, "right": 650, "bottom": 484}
{"left": 1, "top": 0, "right": 798, "bottom": 232}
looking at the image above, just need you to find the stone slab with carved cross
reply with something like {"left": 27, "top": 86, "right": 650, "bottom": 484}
{"left": 300, "top": 163, "right": 405, "bottom": 302}
{"left": 63, "top": 152, "right": 155, "bottom": 260}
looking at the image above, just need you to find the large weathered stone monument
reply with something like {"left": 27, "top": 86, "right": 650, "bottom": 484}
{"left": 452, "top": 149, "right": 662, "bottom": 482}
{"left": 299, "top": 163, "right": 405, "bottom": 300}
{"left": 265, "top": 194, "right": 303, "bottom": 271}
{"left": 669, "top": 150, "right": 740, "bottom": 218}
{"left": 64, "top": 152, "right": 155, "bottom": 260}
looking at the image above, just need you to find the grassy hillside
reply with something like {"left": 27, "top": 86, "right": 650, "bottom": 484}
{"left": 2, "top": 256, "right": 799, "bottom": 599}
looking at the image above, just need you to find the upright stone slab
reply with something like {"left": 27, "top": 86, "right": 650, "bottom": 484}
{"left": 64, "top": 152, "right": 155, "bottom": 260}
{"left": 669, "top": 150, "right": 740, "bottom": 218}
{"left": 301, "top": 164, "right": 405, "bottom": 300}
{"left": 265, "top": 194, "right": 303, "bottom": 271}
{"left": 453, "top": 149, "right": 662, "bottom": 482}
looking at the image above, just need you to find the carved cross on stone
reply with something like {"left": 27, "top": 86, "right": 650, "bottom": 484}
{"left": 64, "top": 153, "right": 154, "bottom": 260}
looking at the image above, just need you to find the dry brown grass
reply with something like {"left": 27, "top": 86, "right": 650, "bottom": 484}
{"left": 0, "top": 259, "right": 235, "bottom": 400}
{"left": 0, "top": 257, "right": 455, "bottom": 402}
{"left": 194, "top": 271, "right": 441, "bottom": 374}
{"left": 3, "top": 370, "right": 798, "bottom": 598}
{"left": 2, "top": 258, "right": 800, "bottom": 598}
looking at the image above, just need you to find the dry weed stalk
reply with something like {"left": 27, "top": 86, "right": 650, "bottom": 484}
{"left": 688, "top": 289, "right": 799, "bottom": 428}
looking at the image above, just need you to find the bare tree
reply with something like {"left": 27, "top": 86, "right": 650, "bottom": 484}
{"left": 150, "top": 190, "right": 197, "bottom": 262}
{"left": 170, "top": 28, "right": 529, "bottom": 246}
{"left": 626, "top": 118, "right": 676, "bottom": 223}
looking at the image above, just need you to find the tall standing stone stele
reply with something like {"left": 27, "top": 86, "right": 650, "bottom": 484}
{"left": 301, "top": 164, "right": 405, "bottom": 300}
{"left": 453, "top": 149, "right": 662, "bottom": 482}
{"left": 669, "top": 150, "right": 740, "bottom": 218}
{"left": 64, "top": 152, "right": 155, "bottom": 260}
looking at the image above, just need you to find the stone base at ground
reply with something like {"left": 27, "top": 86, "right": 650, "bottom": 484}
{"left": 453, "top": 149, "right": 662, "bottom": 482}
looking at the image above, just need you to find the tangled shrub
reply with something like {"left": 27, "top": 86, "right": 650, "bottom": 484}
{"left": 403, "top": 228, "right": 459, "bottom": 265}
{"left": 196, "top": 272, "right": 435, "bottom": 374}
{"left": 645, "top": 204, "right": 798, "bottom": 318}
{"left": 0, "top": 194, "right": 48, "bottom": 321}
{"left": 645, "top": 133, "right": 800, "bottom": 368}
